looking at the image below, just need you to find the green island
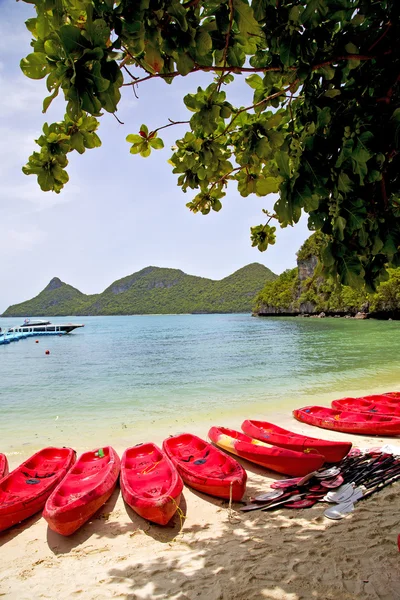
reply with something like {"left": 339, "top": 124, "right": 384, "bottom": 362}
{"left": 1, "top": 263, "right": 276, "bottom": 316}
{"left": 255, "top": 233, "right": 400, "bottom": 318}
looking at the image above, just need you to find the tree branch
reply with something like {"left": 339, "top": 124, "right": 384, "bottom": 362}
{"left": 209, "top": 166, "right": 247, "bottom": 191}
{"left": 123, "top": 65, "right": 139, "bottom": 81}
{"left": 216, "top": 0, "right": 235, "bottom": 94}
{"left": 214, "top": 82, "right": 298, "bottom": 140}
{"left": 150, "top": 119, "right": 190, "bottom": 135}
{"left": 368, "top": 22, "right": 392, "bottom": 51}
{"left": 121, "top": 54, "right": 379, "bottom": 87}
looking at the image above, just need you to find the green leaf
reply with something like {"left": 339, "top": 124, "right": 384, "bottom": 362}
{"left": 372, "top": 236, "right": 384, "bottom": 255}
{"left": 167, "top": 2, "right": 188, "bottom": 32}
{"left": 334, "top": 216, "right": 347, "bottom": 241}
{"left": 338, "top": 255, "right": 364, "bottom": 288}
{"left": 279, "top": 42, "right": 297, "bottom": 67}
{"left": 319, "top": 65, "right": 335, "bottom": 80}
{"left": 81, "top": 90, "right": 102, "bottom": 115}
{"left": 196, "top": 31, "right": 212, "bottom": 56}
{"left": 233, "top": 0, "right": 262, "bottom": 36}
{"left": 42, "top": 87, "right": 59, "bottom": 113}
{"left": 38, "top": 170, "right": 55, "bottom": 191}
{"left": 324, "top": 89, "right": 341, "bottom": 98}
{"left": 321, "top": 243, "right": 335, "bottom": 267}
{"left": 276, "top": 151, "right": 290, "bottom": 179}
{"left": 81, "top": 131, "right": 102, "bottom": 149}
{"left": 52, "top": 164, "right": 69, "bottom": 184}
{"left": 70, "top": 132, "right": 86, "bottom": 154}
{"left": 149, "top": 137, "right": 164, "bottom": 150}
{"left": 256, "top": 176, "right": 281, "bottom": 196}
{"left": 44, "top": 39, "right": 63, "bottom": 60}
{"left": 268, "top": 131, "right": 284, "bottom": 149}
{"left": 126, "top": 134, "right": 144, "bottom": 144}
{"left": 317, "top": 106, "right": 331, "bottom": 129}
{"left": 337, "top": 172, "right": 353, "bottom": 193}
{"left": 140, "top": 144, "right": 151, "bottom": 157}
{"left": 288, "top": 5, "right": 302, "bottom": 22}
{"left": 143, "top": 46, "right": 164, "bottom": 73}
{"left": 90, "top": 19, "right": 110, "bottom": 47}
{"left": 59, "top": 25, "right": 86, "bottom": 54}
{"left": 176, "top": 53, "right": 195, "bottom": 76}
{"left": 20, "top": 53, "right": 49, "bottom": 80}
{"left": 345, "top": 42, "right": 359, "bottom": 54}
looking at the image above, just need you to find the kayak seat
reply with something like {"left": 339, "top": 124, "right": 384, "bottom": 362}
{"left": 52, "top": 472, "right": 104, "bottom": 507}
{"left": 23, "top": 448, "right": 72, "bottom": 471}
{"left": 1, "top": 472, "right": 46, "bottom": 494}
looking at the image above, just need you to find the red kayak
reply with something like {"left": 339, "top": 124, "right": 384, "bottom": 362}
{"left": 44, "top": 447, "right": 120, "bottom": 536}
{"left": 293, "top": 406, "right": 400, "bottom": 436}
{"left": 0, "top": 447, "right": 75, "bottom": 533}
{"left": 362, "top": 394, "right": 400, "bottom": 406}
{"left": 332, "top": 397, "right": 400, "bottom": 417}
{"left": 241, "top": 420, "right": 351, "bottom": 463}
{"left": 382, "top": 391, "right": 400, "bottom": 400}
{"left": 163, "top": 434, "right": 246, "bottom": 501}
{"left": 0, "top": 454, "right": 8, "bottom": 480}
{"left": 120, "top": 443, "right": 183, "bottom": 525}
{"left": 208, "top": 426, "right": 324, "bottom": 476}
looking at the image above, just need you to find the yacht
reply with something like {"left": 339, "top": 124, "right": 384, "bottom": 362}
{"left": 6, "top": 319, "right": 84, "bottom": 335}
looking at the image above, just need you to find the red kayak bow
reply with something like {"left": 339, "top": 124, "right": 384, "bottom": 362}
{"left": 120, "top": 443, "right": 183, "bottom": 525}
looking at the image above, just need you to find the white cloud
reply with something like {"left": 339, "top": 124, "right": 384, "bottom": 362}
{"left": 0, "top": 126, "right": 40, "bottom": 176}
{"left": 0, "top": 180, "right": 81, "bottom": 215}
{"left": 0, "top": 73, "right": 46, "bottom": 118}
{"left": 0, "top": 226, "right": 46, "bottom": 254}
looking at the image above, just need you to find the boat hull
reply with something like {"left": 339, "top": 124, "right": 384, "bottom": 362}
{"left": 120, "top": 443, "right": 183, "bottom": 525}
{"left": 241, "top": 420, "right": 352, "bottom": 463}
{"left": 293, "top": 406, "right": 400, "bottom": 436}
{"left": 0, "top": 447, "right": 76, "bottom": 533}
{"left": 0, "top": 454, "right": 9, "bottom": 480}
{"left": 332, "top": 397, "right": 400, "bottom": 416}
{"left": 163, "top": 434, "right": 246, "bottom": 501}
{"left": 43, "top": 447, "right": 120, "bottom": 536}
{"left": 208, "top": 426, "right": 325, "bottom": 476}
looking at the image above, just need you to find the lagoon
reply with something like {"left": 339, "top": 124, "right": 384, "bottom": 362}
{"left": 0, "top": 314, "right": 399, "bottom": 457}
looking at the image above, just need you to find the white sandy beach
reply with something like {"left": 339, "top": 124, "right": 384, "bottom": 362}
{"left": 1, "top": 413, "right": 400, "bottom": 600}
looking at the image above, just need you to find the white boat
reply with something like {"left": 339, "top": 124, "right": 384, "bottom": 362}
{"left": 6, "top": 319, "right": 84, "bottom": 336}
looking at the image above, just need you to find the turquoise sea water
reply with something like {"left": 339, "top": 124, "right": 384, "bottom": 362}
{"left": 0, "top": 314, "right": 399, "bottom": 458}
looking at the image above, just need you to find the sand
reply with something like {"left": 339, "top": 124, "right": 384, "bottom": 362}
{"left": 1, "top": 416, "right": 400, "bottom": 600}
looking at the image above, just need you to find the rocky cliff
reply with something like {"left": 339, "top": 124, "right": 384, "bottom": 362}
{"left": 255, "top": 233, "right": 370, "bottom": 317}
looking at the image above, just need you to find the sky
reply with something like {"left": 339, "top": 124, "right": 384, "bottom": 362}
{"left": 0, "top": 0, "right": 310, "bottom": 313}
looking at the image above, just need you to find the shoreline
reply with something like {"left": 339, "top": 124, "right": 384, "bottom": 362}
{"left": 4, "top": 380, "right": 400, "bottom": 465}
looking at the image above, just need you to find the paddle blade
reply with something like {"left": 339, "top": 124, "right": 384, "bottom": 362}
{"left": 253, "top": 490, "right": 284, "bottom": 502}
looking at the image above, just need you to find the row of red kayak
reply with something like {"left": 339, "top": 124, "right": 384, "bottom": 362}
{"left": 294, "top": 391, "right": 400, "bottom": 435}
{"left": 0, "top": 423, "right": 353, "bottom": 535}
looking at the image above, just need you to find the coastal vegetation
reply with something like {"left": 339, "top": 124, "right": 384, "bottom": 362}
{"left": 255, "top": 233, "right": 400, "bottom": 316}
{"left": 19, "top": 1, "right": 400, "bottom": 289}
{"left": 2, "top": 263, "right": 276, "bottom": 317}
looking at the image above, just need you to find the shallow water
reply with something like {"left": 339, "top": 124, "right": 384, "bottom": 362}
{"left": 0, "top": 314, "right": 399, "bottom": 457}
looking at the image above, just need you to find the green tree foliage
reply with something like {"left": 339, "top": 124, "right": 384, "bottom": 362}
{"left": 2, "top": 264, "right": 276, "bottom": 316}
{"left": 254, "top": 268, "right": 299, "bottom": 311}
{"left": 19, "top": 0, "right": 400, "bottom": 289}
{"left": 369, "top": 268, "right": 400, "bottom": 312}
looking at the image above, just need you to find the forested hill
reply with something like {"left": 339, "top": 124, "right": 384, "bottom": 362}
{"left": 2, "top": 264, "right": 277, "bottom": 317}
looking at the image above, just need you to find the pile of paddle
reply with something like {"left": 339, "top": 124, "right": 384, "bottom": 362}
{"left": 240, "top": 447, "right": 400, "bottom": 519}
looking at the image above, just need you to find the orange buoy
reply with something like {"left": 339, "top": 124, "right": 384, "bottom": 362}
{"left": 45, "top": 350, "right": 50, "bottom": 355}
{"left": 35, "top": 340, "right": 39, "bottom": 343}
